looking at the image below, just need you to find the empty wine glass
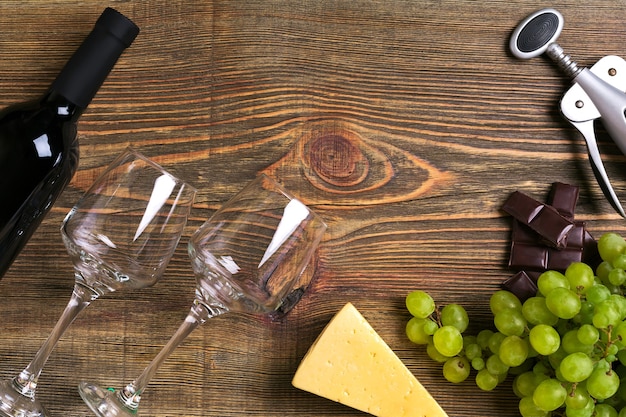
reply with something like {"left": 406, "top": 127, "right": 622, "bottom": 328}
{"left": 79, "top": 174, "right": 327, "bottom": 416}
{"left": 0, "top": 148, "right": 197, "bottom": 417}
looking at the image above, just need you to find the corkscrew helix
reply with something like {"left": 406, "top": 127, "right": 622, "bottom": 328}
{"left": 510, "top": 8, "right": 626, "bottom": 217}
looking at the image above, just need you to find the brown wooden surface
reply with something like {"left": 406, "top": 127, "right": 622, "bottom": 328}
{"left": 1, "top": 1, "right": 626, "bottom": 416}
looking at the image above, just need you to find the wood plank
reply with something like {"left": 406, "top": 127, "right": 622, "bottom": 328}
{"left": 0, "top": 1, "right": 626, "bottom": 416}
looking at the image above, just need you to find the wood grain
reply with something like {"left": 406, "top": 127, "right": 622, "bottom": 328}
{"left": 1, "top": 1, "right": 626, "bottom": 416}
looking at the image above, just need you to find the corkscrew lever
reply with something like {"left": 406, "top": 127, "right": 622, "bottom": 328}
{"left": 510, "top": 8, "right": 626, "bottom": 217}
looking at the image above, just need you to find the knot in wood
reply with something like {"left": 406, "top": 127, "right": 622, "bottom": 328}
{"left": 308, "top": 132, "right": 368, "bottom": 187}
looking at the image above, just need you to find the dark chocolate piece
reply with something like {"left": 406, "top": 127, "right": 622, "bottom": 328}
{"left": 567, "top": 221, "right": 585, "bottom": 247}
{"left": 526, "top": 271, "right": 541, "bottom": 282}
{"left": 502, "top": 191, "right": 574, "bottom": 248}
{"left": 547, "top": 182, "right": 579, "bottom": 220}
{"left": 502, "top": 271, "right": 538, "bottom": 302}
{"left": 547, "top": 246, "right": 584, "bottom": 271}
{"left": 509, "top": 240, "right": 583, "bottom": 271}
{"left": 509, "top": 241, "right": 549, "bottom": 270}
{"left": 511, "top": 220, "right": 539, "bottom": 242}
{"left": 583, "top": 229, "right": 601, "bottom": 269}
{"left": 509, "top": 220, "right": 586, "bottom": 272}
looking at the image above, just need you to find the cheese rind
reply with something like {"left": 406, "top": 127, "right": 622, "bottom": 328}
{"left": 292, "top": 302, "right": 448, "bottom": 417}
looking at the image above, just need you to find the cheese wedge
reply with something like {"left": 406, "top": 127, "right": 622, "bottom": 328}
{"left": 292, "top": 302, "right": 448, "bottom": 417}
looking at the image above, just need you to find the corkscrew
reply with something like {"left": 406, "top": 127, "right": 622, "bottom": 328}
{"left": 510, "top": 8, "right": 626, "bottom": 217}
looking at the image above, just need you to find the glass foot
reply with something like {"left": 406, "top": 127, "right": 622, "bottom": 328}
{"left": 78, "top": 382, "right": 136, "bottom": 417}
{"left": 0, "top": 379, "right": 49, "bottom": 417}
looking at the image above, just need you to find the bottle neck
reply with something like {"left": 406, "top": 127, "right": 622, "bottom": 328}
{"left": 42, "top": 90, "right": 85, "bottom": 122}
{"left": 50, "top": 8, "right": 139, "bottom": 109}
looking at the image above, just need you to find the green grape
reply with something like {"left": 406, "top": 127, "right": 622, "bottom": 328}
{"left": 598, "top": 232, "right": 626, "bottom": 264}
{"left": 442, "top": 356, "right": 470, "bottom": 383}
{"left": 475, "top": 368, "right": 499, "bottom": 391}
{"left": 529, "top": 324, "right": 561, "bottom": 356}
{"left": 533, "top": 360, "right": 552, "bottom": 377}
{"left": 593, "top": 312, "right": 614, "bottom": 329}
{"left": 494, "top": 308, "right": 527, "bottom": 336}
{"left": 405, "top": 290, "right": 436, "bottom": 318}
{"left": 594, "top": 403, "right": 619, "bottom": 417}
{"left": 546, "top": 287, "right": 581, "bottom": 319}
{"left": 548, "top": 346, "right": 568, "bottom": 370}
{"left": 497, "top": 370, "right": 508, "bottom": 383}
{"left": 519, "top": 396, "right": 550, "bottom": 417}
{"left": 618, "top": 349, "right": 626, "bottom": 366}
{"left": 490, "top": 290, "right": 522, "bottom": 315}
{"left": 537, "top": 270, "right": 570, "bottom": 296}
{"left": 609, "top": 268, "right": 626, "bottom": 286}
{"left": 565, "top": 262, "right": 595, "bottom": 294}
{"left": 593, "top": 299, "right": 622, "bottom": 329}
{"left": 526, "top": 341, "right": 539, "bottom": 359}
{"left": 471, "top": 357, "right": 485, "bottom": 371}
{"left": 476, "top": 329, "right": 494, "bottom": 349}
{"left": 615, "top": 254, "right": 626, "bottom": 269}
{"left": 554, "top": 365, "right": 565, "bottom": 382}
{"left": 607, "top": 344, "right": 619, "bottom": 357}
{"left": 406, "top": 317, "right": 431, "bottom": 345}
{"left": 611, "top": 294, "right": 626, "bottom": 319}
{"left": 559, "top": 352, "right": 594, "bottom": 382}
{"left": 606, "top": 282, "right": 622, "bottom": 294}
{"left": 533, "top": 378, "right": 567, "bottom": 411}
{"left": 440, "top": 303, "right": 469, "bottom": 332}
{"left": 587, "top": 367, "right": 620, "bottom": 400}
{"left": 499, "top": 335, "right": 529, "bottom": 367}
{"left": 465, "top": 343, "right": 482, "bottom": 360}
{"left": 486, "top": 354, "right": 509, "bottom": 375}
{"left": 595, "top": 358, "right": 611, "bottom": 372}
{"left": 522, "top": 296, "right": 559, "bottom": 326}
{"left": 565, "top": 383, "right": 591, "bottom": 410}
{"left": 619, "top": 407, "right": 626, "bottom": 417}
{"left": 488, "top": 331, "right": 506, "bottom": 355}
{"left": 574, "top": 300, "right": 594, "bottom": 325}
{"left": 597, "top": 261, "right": 614, "bottom": 286}
{"left": 576, "top": 324, "right": 599, "bottom": 345}
{"left": 426, "top": 341, "right": 449, "bottom": 363}
{"left": 561, "top": 330, "right": 594, "bottom": 355}
{"left": 586, "top": 284, "right": 612, "bottom": 305}
{"left": 463, "top": 334, "right": 477, "bottom": 348}
{"left": 512, "top": 381, "right": 524, "bottom": 399}
{"left": 432, "top": 325, "right": 463, "bottom": 357}
{"left": 423, "top": 319, "right": 439, "bottom": 335}
{"left": 514, "top": 371, "right": 541, "bottom": 398}
{"left": 565, "top": 397, "right": 595, "bottom": 417}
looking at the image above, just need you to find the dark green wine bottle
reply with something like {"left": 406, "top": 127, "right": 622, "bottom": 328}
{"left": 0, "top": 8, "right": 139, "bottom": 280}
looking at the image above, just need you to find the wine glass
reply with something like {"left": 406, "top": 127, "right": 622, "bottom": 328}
{"left": 0, "top": 148, "right": 197, "bottom": 417}
{"left": 79, "top": 173, "right": 327, "bottom": 416}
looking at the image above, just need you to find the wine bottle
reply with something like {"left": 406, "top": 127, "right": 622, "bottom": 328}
{"left": 0, "top": 8, "right": 140, "bottom": 280}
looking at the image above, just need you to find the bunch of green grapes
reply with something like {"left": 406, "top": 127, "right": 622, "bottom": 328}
{"left": 405, "top": 232, "right": 626, "bottom": 417}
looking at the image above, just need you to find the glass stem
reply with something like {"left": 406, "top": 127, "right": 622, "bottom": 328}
{"left": 118, "top": 300, "right": 226, "bottom": 411}
{"left": 13, "top": 282, "right": 97, "bottom": 398}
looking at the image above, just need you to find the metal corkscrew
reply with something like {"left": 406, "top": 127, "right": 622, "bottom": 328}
{"left": 510, "top": 8, "right": 626, "bottom": 217}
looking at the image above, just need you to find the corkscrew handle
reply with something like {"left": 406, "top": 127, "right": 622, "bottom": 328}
{"left": 509, "top": 8, "right": 563, "bottom": 60}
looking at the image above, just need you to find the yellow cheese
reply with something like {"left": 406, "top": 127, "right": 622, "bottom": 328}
{"left": 292, "top": 302, "right": 448, "bottom": 417}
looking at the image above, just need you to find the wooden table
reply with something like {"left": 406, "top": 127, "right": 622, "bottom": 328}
{"left": 1, "top": 1, "right": 626, "bottom": 416}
